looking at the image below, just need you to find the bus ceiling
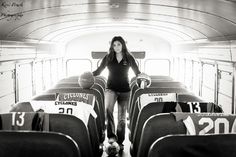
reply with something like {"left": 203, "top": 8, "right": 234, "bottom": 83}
{"left": 0, "top": 0, "right": 236, "bottom": 44}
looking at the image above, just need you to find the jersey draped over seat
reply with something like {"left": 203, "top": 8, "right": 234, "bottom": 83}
{"left": 137, "top": 112, "right": 236, "bottom": 157}
{"left": 0, "top": 112, "right": 97, "bottom": 157}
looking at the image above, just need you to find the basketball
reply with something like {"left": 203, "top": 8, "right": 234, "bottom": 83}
{"left": 78, "top": 71, "right": 95, "bottom": 89}
{"left": 136, "top": 73, "right": 151, "bottom": 88}
{"left": 105, "top": 142, "right": 120, "bottom": 156}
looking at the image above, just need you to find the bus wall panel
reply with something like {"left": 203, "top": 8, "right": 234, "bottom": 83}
{"left": 202, "top": 64, "right": 215, "bottom": 103}
{"left": 218, "top": 64, "right": 233, "bottom": 114}
{"left": 0, "top": 69, "right": 15, "bottom": 113}
{"left": 17, "top": 63, "right": 33, "bottom": 102}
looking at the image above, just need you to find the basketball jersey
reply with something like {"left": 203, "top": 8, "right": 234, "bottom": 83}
{"left": 30, "top": 93, "right": 97, "bottom": 125}
{"left": 172, "top": 112, "right": 236, "bottom": 135}
{"left": 139, "top": 93, "right": 177, "bottom": 109}
{"left": 175, "top": 102, "right": 222, "bottom": 113}
{"left": 161, "top": 102, "right": 222, "bottom": 113}
{"left": 1, "top": 112, "right": 49, "bottom": 131}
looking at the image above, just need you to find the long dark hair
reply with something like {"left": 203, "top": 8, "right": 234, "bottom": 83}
{"left": 107, "top": 36, "right": 132, "bottom": 63}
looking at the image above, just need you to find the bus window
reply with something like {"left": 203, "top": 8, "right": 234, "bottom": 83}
{"left": 192, "top": 61, "right": 201, "bottom": 96}
{"left": 144, "top": 59, "right": 170, "bottom": 76}
{"left": 202, "top": 63, "right": 215, "bottom": 103}
{"left": 66, "top": 59, "right": 92, "bottom": 77}
{"left": 50, "top": 59, "right": 58, "bottom": 85}
{"left": 43, "top": 60, "right": 51, "bottom": 90}
{"left": 185, "top": 59, "right": 193, "bottom": 90}
{"left": 17, "top": 63, "right": 33, "bottom": 102}
{"left": 172, "top": 58, "right": 179, "bottom": 80}
{"left": 57, "top": 58, "right": 64, "bottom": 81}
{"left": 178, "top": 59, "right": 185, "bottom": 83}
{"left": 218, "top": 64, "right": 233, "bottom": 114}
{"left": 0, "top": 69, "right": 15, "bottom": 113}
{"left": 34, "top": 61, "right": 43, "bottom": 95}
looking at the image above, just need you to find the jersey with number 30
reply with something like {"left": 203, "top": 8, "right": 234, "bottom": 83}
{"left": 30, "top": 94, "right": 97, "bottom": 125}
{"left": 139, "top": 93, "right": 177, "bottom": 109}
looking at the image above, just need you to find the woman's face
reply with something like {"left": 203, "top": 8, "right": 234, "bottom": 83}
{"left": 113, "top": 41, "right": 122, "bottom": 54}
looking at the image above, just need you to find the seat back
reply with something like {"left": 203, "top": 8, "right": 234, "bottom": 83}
{"left": 54, "top": 83, "right": 104, "bottom": 103}
{"left": 45, "top": 87, "right": 105, "bottom": 139}
{"left": 148, "top": 134, "right": 236, "bottom": 157}
{"left": 1, "top": 112, "right": 95, "bottom": 157}
{"left": 128, "top": 81, "right": 183, "bottom": 113}
{"left": 129, "top": 87, "right": 189, "bottom": 132}
{"left": 10, "top": 102, "right": 35, "bottom": 112}
{"left": 129, "top": 87, "right": 189, "bottom": 119}
{"left": 128, "top": 76, "right": 174, "bottom": 112}
{"left": 58, "top": 75, "right": 106, "bottom": 90}
{"left": 149, "top": 75, "right": 173, "bottom": 80}
{"left": 32, "top": 93, "right": 56, "bottom": 101}
{"left": 0, "top": 131, "right": 81, "bottom": 157}
{"left": 10, "top": 101, "right": 101, "bottom": 156}
{"left": 131, "top": 101, "right": 222, "bottom": 147}
{"left": 177, "top": 94, "right": 203, "bottom": 102}
{"left": 136, "top": 113, "right": 185, "bottom": 157}
{"left": 49, "top": 114, "right": 94, "bottom": 157}
{"left": 95, "top": 76, "right": 107, "bottom": 90}
{"left": 137, "top": 112, "right": 236, "bottom": 157}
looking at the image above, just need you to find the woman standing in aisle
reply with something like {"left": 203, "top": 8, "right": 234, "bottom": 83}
{"left": 93, "top": 36, "right": 141, "bottom": 154}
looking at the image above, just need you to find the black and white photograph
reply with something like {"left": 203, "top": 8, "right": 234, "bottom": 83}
{"left": 0, "top": 0, "right": 236, "bottom": 157}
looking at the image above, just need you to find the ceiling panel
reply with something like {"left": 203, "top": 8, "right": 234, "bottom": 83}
{"left": 0, "top": 0, "right": 236, "bottom": 43}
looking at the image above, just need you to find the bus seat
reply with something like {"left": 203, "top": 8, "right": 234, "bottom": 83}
{"left": 0, "top": 112, "right": 95, "bottom": 157}
{"left": 13, "top": 97, "right": 102, "bottom": 147}
{"left": 137, "top": 112, "right": 236, "bottom": 157}
{"left": 130, "top": 75, "right": 173, "bottom": 85}
{"left": 49, "top": 113, "right": 96, "bottom": 157}
{"left": 149, "top": 75, "right": 173, "bottom": 80}
{"left": 0, "top": 131, "right": 81, "bottom": 157}
{"left": 95, "top": 75, "right": 107, "bottom": 88}
{"left": 135, "top": 113, "right": 186, "bottom": 157}
{"left": 129, "top": 87, "right": 189, "bottom": 131}
{"left": 58, "top": 75, "right": 106, "bottom": 90}
{"left": 8, "top": 107, "right": 101, "bottom": 156}
{"left": 54, "top": 83, "right": 104, "bottom": 102}
{"left": 58, "top": 76, "right": 79, "bottom": 83}
{"left": 150, "top": 81, "right": 186, "bottom": 88}
{"left": 32, "top": 93, "right": 57, "bottom": 101}
{"left": 148, "top": 134, "right": 236, "bottom": 157}
{"left": 128, "top": 83, "right": 139, "bottom": 112}
{"left": 130, "top": 102, "right": 223, "bottom": 155}
{"left": 177, "top": 94, "right": 204, "bottom": 102}
{"left": 45, "top": 87, "right": 105, "bottom": 142}
{"left": 129, "top": 92, "right": 177, "bottom": 139}
{"left": 54, "top": 82, "right": 80, "bottom": 88}
{"left": 128, "top": 81, "right": 183, "bottom": 113}
{"left": 130, "top": 93, "right": 220, "bottom": 141}
{"left": 129, "top": 76, "right": 174, "bottom": 100}
{"left": 45, "top": 87, "right": 104, "bottom": 119}
{"left": 129, "top": 87, "right": 189, "bottom": 119}
{"left": 10, "top": 102, "right": 34, "bottom": 112}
